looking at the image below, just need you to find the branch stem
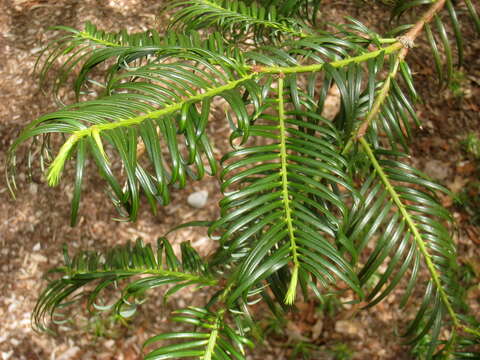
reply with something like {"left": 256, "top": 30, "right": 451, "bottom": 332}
{"left": 71, "top": 45, "right": 403, "bottom": 140}
{"left": 343, "top": 0, "right": 447, "bottom": 152}
{"left": 78, "top": 31, "right": 122, "bottom": 47}
{"left": 204, "top": 310, "right": 223, "bottom": 360}
{"left": 342, "top": 55, "right": 402, "bottom": 154}
{"left": 401, "top": 0, "right": 447, "bottom": 46}
{"left": 359, "top": 137, "right": 460, "bottom": 328}
{"left": 63, "top": 267, "right": 218, "bottom": 286}
{"left": 47, "top": 43, "right": 402, "bottom": 183}
{"left": 277, "top": 77, "right": 299, "bottom": 305}
{"left": 254, "top": 43, "right": 402, "bottom": 74}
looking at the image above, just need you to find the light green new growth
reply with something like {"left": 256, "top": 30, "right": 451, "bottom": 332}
{"left": 47, "top": 135, "right": 78, "bottom": 186}
{"left": 203, "top": 311, "right": 223, "bottom": 360}
{"left": 277, "top": 77, "right": 299, "bottom": 305}
{"left": 78, "top": 31, "right": 123, "bottom": 47}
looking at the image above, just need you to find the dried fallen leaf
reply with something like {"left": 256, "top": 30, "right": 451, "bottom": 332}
{"left": 448, "top": 176, "right": 469, "bottom": 193}
{"left": 286, "top": 321, "right": 310, "bottom": 343}
{"left": 456, "top": 161, "right": 477, "bottom": 175}
{"left": 334, "top": 319, "right": 364, "bottom": 338}
{"left": 311, "top": 319, "right": 324, "bottom": 341}
{"left": 465, "top": 226, "right": 480, "bottom": 245}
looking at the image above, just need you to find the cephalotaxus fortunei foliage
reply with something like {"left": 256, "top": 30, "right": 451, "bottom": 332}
{"left": 7, "top": 1, "right": 480, "bottom": 358}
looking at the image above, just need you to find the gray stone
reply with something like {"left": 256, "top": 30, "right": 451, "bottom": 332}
{"left": 187, "top": 190, "right": 208, "bottom": 208}
{"left": 424, "top": 159, "right": 450, "bottom": 181}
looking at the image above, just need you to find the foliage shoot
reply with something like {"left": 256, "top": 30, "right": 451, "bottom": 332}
{"left": 7, "top": 0, "right": 480, "bottom": 358}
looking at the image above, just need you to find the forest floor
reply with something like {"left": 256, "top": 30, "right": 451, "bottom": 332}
{"left": 0, "top": 1, "right": 479, "bottom": 359}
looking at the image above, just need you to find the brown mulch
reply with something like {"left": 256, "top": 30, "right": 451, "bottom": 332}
{"left": 0, "top": 1, "right": 479, "bottom": 360}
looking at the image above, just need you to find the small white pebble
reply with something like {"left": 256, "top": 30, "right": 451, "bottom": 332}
{"left": 19, "top": 319, "right": 30, "bottom": 326}
{"left": 1, "top": 351, "right": 13, "bottom": 360}
{"left": 187, "top": 190, "right": 208, "bottom": 209}
{"left": 104, "top": 340, "right": 115, "bottom": 348}
{"left": 192, "top": 237, "right": 209, "bottom": 247}
{"left": 33, "top": 242, "right": 41, "bottom": 251}
{"left": 177, "top": 299, "right": 186, "bottom": 308}
{"left": 57, "top": 347, "right": 79, "bottom": 360}
{"left": 28, "top": 183, "right": 38, "bottom": 195}
{"left": 30, "top": 253, "right": 47, "bottom": 263}
{"left": 30, "top": 47, "right": 42, "bottom": 54}
{"left": 10, "top": 338, "right": 19, "bottom": 347}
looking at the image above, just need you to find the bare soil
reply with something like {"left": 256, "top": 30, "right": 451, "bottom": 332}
{"left": 0, "top": 1, "right": 479, "bottom": 360}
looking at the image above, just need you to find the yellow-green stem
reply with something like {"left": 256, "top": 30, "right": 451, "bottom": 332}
{"left": 64, "top": 267, "right": 218, "bottom": 286}
{"left": 342, "top": 54, "right": 403, "bottom": 154}
{"left": 463, "top": 325, "right": 480, "bottom": 338}
{"left": 204, "top": 310, "right": 223, "bottom": 360}
{"left": 277, "top": 77, "right": 299, "bottom": 305}
{"left": 78, "top": 31, "right": 122, "bottom": 47}
{"left": 359, "top": 137, "right": 459, "bottom": 328}
{"left": 48, "top": 44, "right": 402, "bottom": 185}
{"left": 256, "top": 43, "right": 402, "bottom": 74}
